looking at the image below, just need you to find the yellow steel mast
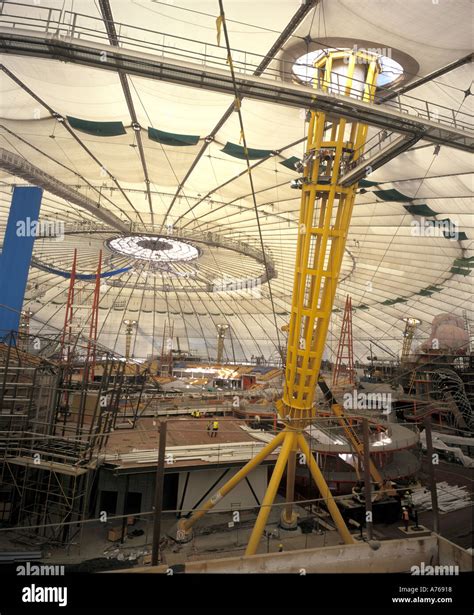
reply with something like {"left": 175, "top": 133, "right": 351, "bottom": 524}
{"left": 177, "top": 48, "right": 380, "bottom": 555}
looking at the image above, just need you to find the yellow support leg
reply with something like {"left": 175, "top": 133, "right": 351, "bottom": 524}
{"left": 297, "top": 433, "right": 355, "bottom": 544}
{"left": 177, "top": 430, "right": 286, "bottom": 539}
{"left": 330, "top": 402, "right": 383, "bottom": 485}
{"left": 281, "top": 442, "right": 298, "bottom": 529}
{"left": 245, "top": 430, "right": 296, "bottom": 556}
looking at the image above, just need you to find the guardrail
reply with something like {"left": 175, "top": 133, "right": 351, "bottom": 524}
{"left": 0, "top": 2, "right": 471, "bottom": 136}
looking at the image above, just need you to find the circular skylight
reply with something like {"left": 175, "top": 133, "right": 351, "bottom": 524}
{"left": 292, "top": 48, "right": 404, "bottom": 88}
{"left": 107, "top": 235, "right": 200, "bottom": 262}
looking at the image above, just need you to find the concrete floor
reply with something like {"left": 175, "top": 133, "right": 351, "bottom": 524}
{"left": 25, "top": 495, "right": 343, "bottom": 566}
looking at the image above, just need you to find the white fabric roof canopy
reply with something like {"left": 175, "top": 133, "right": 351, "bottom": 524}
{"left": 0, "top": 0, "right": 472, "bottom": 362}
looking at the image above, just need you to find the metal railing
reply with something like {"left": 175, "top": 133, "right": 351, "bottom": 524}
{"left": 0, "top": 2, "right": 472, "bottom": 135}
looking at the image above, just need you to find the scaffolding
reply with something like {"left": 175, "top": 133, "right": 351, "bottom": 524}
{"left": 60, "top": 249, "right": 103, "bottom": 382}
{"left": 0, "top": 331, "right": 133, "bottom": 546}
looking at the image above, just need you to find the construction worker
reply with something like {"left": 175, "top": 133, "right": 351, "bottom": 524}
{"left": 206, "top": 421, "right": 212, "bottom": 437}
{"left": 211, "top": 419, "right": 219, "bottom": 438}
{"left": 402, "top": 507, "right": 410, "bottom": 531}
{"left": 278, "top": 543, "right": 284, "bottom": 552}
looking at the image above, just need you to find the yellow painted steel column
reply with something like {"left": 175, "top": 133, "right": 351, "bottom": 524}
{"left": 280, "top": 50, "right": 380, "bottom": 425}
{"left": 245, "top": 430, "right": 296, "bottom": 556}
{"left": 297, "top": 433, "right": 354, "bottom": 544}
{"left": 174, "top": 49, "right": 380, "bottom": 552}
{"left": 281, "top": 439, "right": 298, "bottom": 528}
{"left": 178, "top": 430, "right": 285, "bottom": 535}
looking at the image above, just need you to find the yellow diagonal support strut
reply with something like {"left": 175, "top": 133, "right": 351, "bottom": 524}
{"left": 177, "top": 49, "right": 380, "bottom": 555}
{"left": 245, "top": 430, "right": 296, "bottom": 555}
{"left": 176, "top": 430, "right": 286, "bottom": 541}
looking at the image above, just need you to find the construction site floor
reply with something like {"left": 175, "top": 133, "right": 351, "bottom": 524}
{"left": 1, "top": 461, "right": 470, "bottom": 568}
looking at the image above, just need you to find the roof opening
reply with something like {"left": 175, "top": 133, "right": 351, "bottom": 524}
{"left": 292, "top": 48, "right": 404, "bottom": 89}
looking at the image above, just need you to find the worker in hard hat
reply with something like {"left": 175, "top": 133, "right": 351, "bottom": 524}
{"left": 278, "top": 544, "right": 284, "bottom": 552}
{"left": 210, "top": 419, "right": 219, "bottom": 438}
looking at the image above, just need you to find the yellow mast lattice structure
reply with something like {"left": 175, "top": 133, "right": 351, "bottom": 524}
{"left": 177, "top": 48, "right": 381, "bottom": 555}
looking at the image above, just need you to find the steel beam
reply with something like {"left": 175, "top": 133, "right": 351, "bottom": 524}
{"left": 165, "top": 0, "right": 319, "bottom": 222}
{"left": 98, "top": 0, "right": 154, "bottom": 223}
{"left": 339, "top": 133, "right": 421, "bottom": 186}
{"left": 0, "top": 28, "right": 472, "bottom": 152}
{"left": 0, "top": 147, "right": 129, "bottom": 231}
{"left": 380, "top": 53, "right": 473, "bottom": 102}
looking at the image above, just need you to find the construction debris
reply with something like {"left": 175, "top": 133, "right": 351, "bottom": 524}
{"left": 411, "top": 482, "right": 472, "bottom": 513}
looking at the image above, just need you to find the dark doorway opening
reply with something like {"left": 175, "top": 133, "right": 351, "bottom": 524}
{"left": 124, "top": 491, "right": 142, "bottom": 515}
{"left": 99, "top": 490, "right": 118, "bottom": 515}
{"left": 163, "top": 473, "right": 179, "bottom": 511}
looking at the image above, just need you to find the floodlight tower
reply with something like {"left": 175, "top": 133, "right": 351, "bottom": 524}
{"left": 216, "top": 323, "right": 229, "bottom": 363}
{"left": 18, "top": 309, "right": 33, "bottom": 351}
{"left": 177, "top": 48, "right": 380, "bottom": 554}
{"left": 124, "top": 319, "right": 137, "bottom": 359}
{"left": 401, "top": 317, "right": 421, "bottom": 363}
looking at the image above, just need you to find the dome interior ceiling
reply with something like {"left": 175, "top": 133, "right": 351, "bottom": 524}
{"left": 0, "top": 0, "right": 472, "bottom": 362}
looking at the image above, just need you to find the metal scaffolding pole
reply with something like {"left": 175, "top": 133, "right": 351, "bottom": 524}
{"left": 423, "top": 416, "right": 440, "bottom": 534}
{"left": 152, "top": 421, "right": 167, "bottom": 565}
{"left": 362, "top": 419, "right": 373, "bottom": 541}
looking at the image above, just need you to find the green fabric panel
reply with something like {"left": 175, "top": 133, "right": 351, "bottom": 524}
{"left": 449, "top": 231, "right": 468, "bottom": 241}
{"left": 417, "top": 290, "right": 434, "bottom": 296}
{"left": 403, "top": 204, "right": 439, "bottom": 216}
{"left": 356, "top": 304, "right": 369, "bottom": 310}
{"left": 450, "top": 267, "right": 471, "bottom": 276}
{"left": 332, "top": 308, "right": 342, "bottom": 313}
{"left": 453, "top": 257, "right": 474, "bottom": 268}
{"left": 382, "top": 297, "right": 407, "bottom": 305}
{"left": 222, "top": 142, "right": 273, "bottom": 160}
{"left": 425, "top": 285, "right": 443, "bottom": 292}
{"left": 359, "top": 179, "right": 380, "bottom": 187}
{"left": 423, "top": 218, "right": 467, "bottom": 240}
{"left": 374, "top": 189, "right": 412, "bottom": 202}
{"left": 67, "top": 116, "right": 126, "bottom": 136}
{"left": 280, "top": 156, "right": 301, "bottom": 171}
{"left": 427, "top": 218, "right": 457, "bottom": 239}
{"left": 148, "top": 127, "right": 200, "bottom": 146}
